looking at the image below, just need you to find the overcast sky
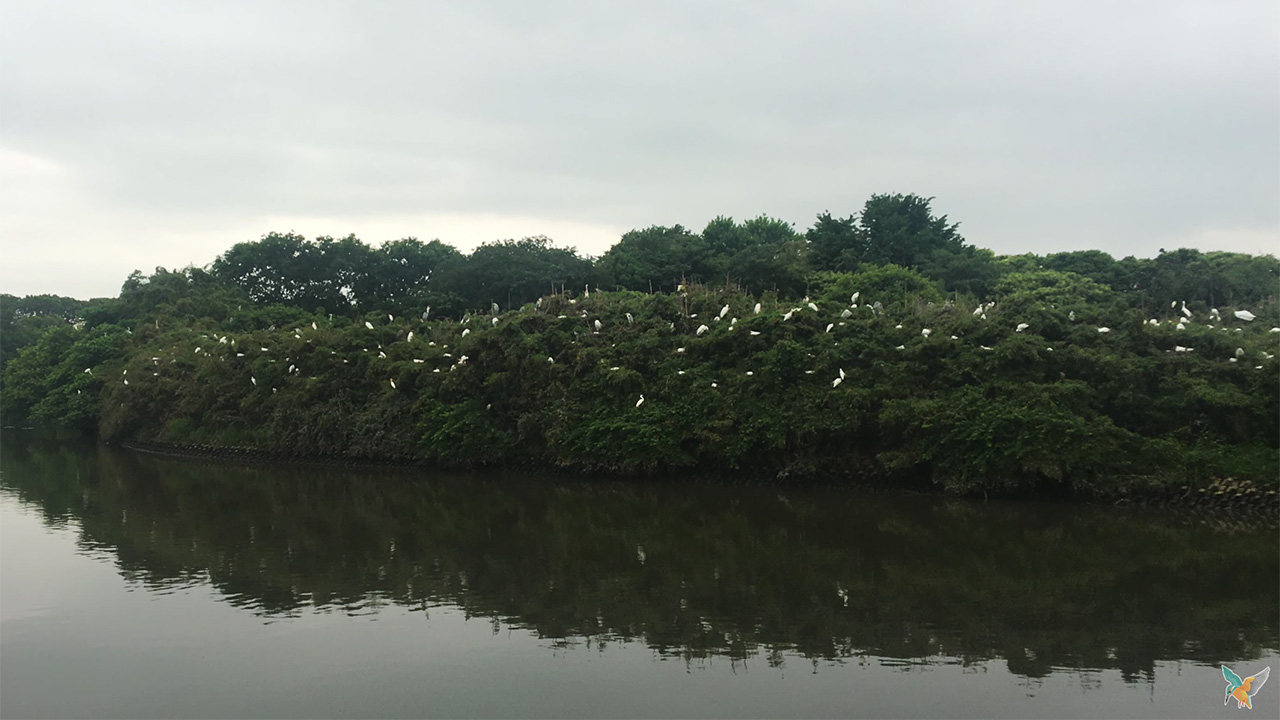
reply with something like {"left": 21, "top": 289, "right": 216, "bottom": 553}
{"left": 1, "top": 0, "right": 1276, "bottom": 299}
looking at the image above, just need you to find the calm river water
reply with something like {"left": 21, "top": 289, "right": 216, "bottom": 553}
{"left": 1, "top": 430, "right": 1276, "bottom": 719}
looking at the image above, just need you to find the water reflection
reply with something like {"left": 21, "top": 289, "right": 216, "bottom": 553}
{"left": 2, "top": 430, "right": 1276, "bottom": 683}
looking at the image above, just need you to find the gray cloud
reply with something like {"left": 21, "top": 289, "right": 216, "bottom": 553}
{"left": 2, "top": 0, "right": 1276, "bottom": 298}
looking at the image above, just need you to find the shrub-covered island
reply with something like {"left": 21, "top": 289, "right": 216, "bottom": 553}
{"left": 4, "top": 195, "right": 1278, "bottom": 498}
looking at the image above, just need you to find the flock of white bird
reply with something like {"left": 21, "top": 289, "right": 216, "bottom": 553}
{"left": 97, "top": 288, "right": 1277, "bottom": 412}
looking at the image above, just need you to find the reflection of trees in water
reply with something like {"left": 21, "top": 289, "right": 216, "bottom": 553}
{"left": 2, "top": 431, "right": 1276, "bottom": 681}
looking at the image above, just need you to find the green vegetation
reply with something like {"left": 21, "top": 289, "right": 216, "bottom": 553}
{"left": 3, "top": 194, "right": 1278, "bottom": 496}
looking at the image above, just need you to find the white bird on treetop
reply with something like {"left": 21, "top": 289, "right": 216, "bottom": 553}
{"left": 696, "top": 325, "right": 709, "bottom": 336}
{"left": 1097, "top": 327, "right": 1111, "bottom": 333}
{"left": 783, "top": 310, "right": 794, "bottom": 321}
{"left": 831, "top": 377, "right": 842, "bottom": 388}
{"left": 807, "top": 302, "right": 818, "bottom": 312}
{"left": 365, "top": 321, "right": 374, "bottom": 330}
{"left": 826, "top": 323, "right": 834, "bottom": 333}
{"left": 594, "top": 319, "right": 603, "bottom": 331}
{"left": 1016, "top": 323, "right": 1029, "bottom": 332}
{"left": 626, "top": 313, "right": 634, "bottom": 325}
{"left": 749, "top": 331, "right": 760, "bottom": 336}
{"left": 462, "top": 328, "right": 470, "bottom": 337}
{"left": 719, "top": 305, "right": 730, "bottom": 319}
{"left": 1234, "top": 310, "right": 1256, "bottom": 322}
{"left": 635, "top": 394, "right": 645, "bottom": 408}
{"left": 839, "top": 368, "right": 845, "bottom": 379}
{"left": 921, "top": 328, "right": 932, "bottom": 337}
{"left": 754, "top": 303, "right": 762, "bottom": 315}
{"left": 407, "top": 331, "right": 413, "bottom": 342}
{"left": 852, "top": 292, "right": 860, "bottom": 303}
{"left": 389, "top": 379, "right": 396, "bottom": 389}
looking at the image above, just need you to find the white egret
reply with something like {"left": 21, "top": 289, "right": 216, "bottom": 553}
{"left": 84, "top": 368, "right": 92, "bottom": 374}
{"left": 921, "top": 328, "right": 932, "bottom": 338}
{"left": 195, "top": 347, "right": 202, "bottom": 354}
{"left": 594, "top": 319, "right": 603, "bottom": 331}
{"left": 1016, "top": 323, "right": 1029, "bottom": 333}
{"left": 407, "top": 331, "right": 414, "bottom": 342}
{"left": 1176, "top": 323, "right": 1186, "bottom": 330}
{"left": 1148, "top": 319, "right": 1159, "bottom": 325}
{"left": 753, "top": 303, "right": 762, "bottom": 315}
{"left": 783, "top": 310, "right": 794, "bottom": 321}
{"left": 972, "top": 306, "right": 983, "bottom": 316}
{"left": 749, "top": 331, "right": 760, "bottom": 336}
{"left": 839, "top": 368, "right": 846, "bottom": 379}
{"left": 1235, "top": 347, "right": 1245, "bottom": 358}
{"left": 123, "top": 379, "right": 128, "bottom": 385}
{"left": 746, "top": 371, "right": 754, "bottom": 376}
{"left": 895, "top": 345, "right": 906, "bottom": 350}
{"left": 677, "top": 347, "right": 686, "bottom": 353}
{"left": 635, "top": 394, "right": 645, "bottom": 408}
{"left": 365, "top": 321, "right": 374, "bottom": 330}
{"left": 696, "top": 325, "right": 709, "bottom": 336}
{"left": 710, "top": 382, "right": 717, "bottom": 388}
{"left": 626, "top": 312, "right": 634, "bottom": 325}
{"left": 422, "top": 308, "right": 431, "bottom": 321}
{"left": 841, "top": 308, "right": 853, "bottom": 319}
{"left": 852, "top": 292, "right": 860, "bottom": 303}
{"left": 312, "top": 321, "right": 318, "bottom": 330}
{"left": 389, "top": 314, "right": 394, "bottom": 322}
{"left": 251, "top": 376, "right": 257, "bottom": 386}
{"left": 462, "top": 328, "right": 470, "bottom": 337}
{"left": 807, "top": 302, "right": 818, "bottom": 312}
{"left": 895, "top": 324, "right": 903, "bottom": 330}
{"left": 547, "top": 357, "right": 555, "bottom": 364}
{"left": 719, "top": 304, "right": 730, "bottom": 319}
{"left": 1097, "top": 327, "right": 1111, "bottom": 334}
{"left": 826, "top": 323, "right": 834, "bottom": 333}
{"left": 1068, "top": 311, "right": 1076, "bottom": 322}
{"left": 610, "top": 366, "right": 620, "bottom": 371}
{"left": 831, "top": 377, "right": 842, "bottom": 388}
{"left": 389, "top": 379, "right": 397, "bottom": 389}
{"left": 677, "top": 370, "right": 686, "bottom": 375}
{"left": 413, "top": 359, "right": 424, "bottom": 363}
{"left": 980, "top": 345, "right": 993, "bottom": 351}
{"left": 1234, "top": 310, "right": 1256, "bottom": 322}
{"left": 491, "top": 302, "right": 500, "bottom": 314}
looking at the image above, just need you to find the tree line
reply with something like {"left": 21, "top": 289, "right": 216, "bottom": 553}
{"left": 2, "top": 193, "right": 1277, "bottom": 496}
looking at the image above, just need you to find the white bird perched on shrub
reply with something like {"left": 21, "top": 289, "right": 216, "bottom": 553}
{"left": 1097, "top": 327, "right": 1111, "bottom": 333}
{"left": 461, "top": 328, "right": 470, "bottom": 337}
{"left": 753, "top": 303, "right": 762, "bottom": 315}
{"left": 807, "top": 302, "right": 818, "bottom": 312}
{"left": 852, "top": 292, "right": 860, "bottom": 304}
{"left": 626, "top": 312, "right": 634, "bottom": 325}
{"left": 635, "top": 394, "right": 645, "bottom": 408}
{"left": 841, "top": 308, "right": 853, "bottom": 319}
{"left": 594, "top": 319, "right": 603, "bottom": 331}
{"left": 1016, "top": 323, "right": 1029, "bottom": 333}
{"left": 389, "top": 379, "right": 396, "bottom": 389}
{"left": 407, "top": 331, "right": 413, "bottom": 342}
{"left": 365, "top": 321, "right": 374, "bottom": 330}
{"left": 719, "top": 305, "right": 730, "bottom": 319}
{"left": 491, "top": 302, "right": 499, "bottom": 314}
{"left": 1234, "top": 310, "right": 1256, "bottom": 322}
{"left": 921, "top": 328, "right": 931, "bottom": 338}
{"left": 826, "top": 323, "right": 834, "bottom": 333}
{"left": 696, "top": 324, "right": 709, "bottom": 336}
{"left": 831, "top": 377, "right": 842, "bottom": 388}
